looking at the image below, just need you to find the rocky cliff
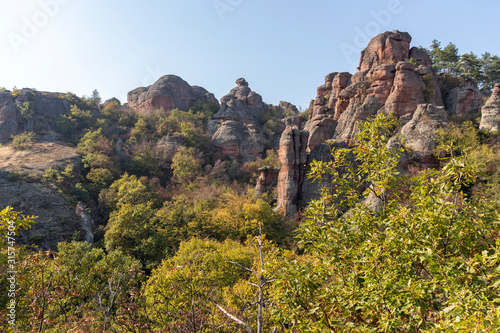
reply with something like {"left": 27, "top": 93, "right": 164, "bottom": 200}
{"left": 127, "top": 75, "right": 219, "bottom": 114}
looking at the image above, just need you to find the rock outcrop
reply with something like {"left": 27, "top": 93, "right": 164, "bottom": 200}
{"left": 480, "top": 83, "right": 500, "bottom": 132}
{"left": 127, "top": 75, "right": 219, "bottom": 114}
{"left": 358, "top": 31, "right": 412, "bottom": 71}
{"left": 446, "top": 86, "right": 486, "bottom": 118}
{"left": 0, "top": 141, "right": 89, "bottom": 251}
{"left": 208, "top": 79, "right": 273, "bottom": 161}
{"left": 275, "top": 126, "right": 308, "bottom": 217}
{"left": 276, "top": 30, "right": 446, "bottom": 217}
{"left": 278, "top": 101, "right": 300, "bottom": 117}
{"left": 0, "top": 89, "right": 73, "bottom": 141}
{"left": 208, "top": 78, "right": 265, "bottom": 128}
{"left": 390, "top": 104, "right": 447, "bottom": 168}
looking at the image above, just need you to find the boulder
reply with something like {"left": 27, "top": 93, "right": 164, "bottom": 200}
{"left": 480, "top": 83, "right": 500, "bottom": 132}
{"left": 127, "top": 75, "right": 219, "bottom": 114}
{"left": 210, "top": 78, "right": 265, "bottom": 126}
{"left": 209, "top": 79, "right": 275, "bottom": 161}
{"left": 278, "top": 101, "right": 300, "bottom": 116}
{"left": 211, "top": 121, "right": 269, "bottom": 161}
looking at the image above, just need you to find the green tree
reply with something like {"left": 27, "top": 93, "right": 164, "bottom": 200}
{"left": 78, "top": 128, "right": 119, "bottom": 191}
{"left": 99, "top": 173, "right": 159, "bottom": 213}
{"left": 270, "top": 114, "right": 500, "bottom": 332}
{"left": 104, "top": 202, "right": 163, "bottom": 269}
{"left": 172, "top": 146, "right": 202, "bottom": 183}
{"left": 481, "top": 52, "right": 500, "bottom": 90}
{"left": 10, "top": 241, "right": 142, "bottom": 332}
{"left": 457, "top": 52, "right": 483, "bottom": 87}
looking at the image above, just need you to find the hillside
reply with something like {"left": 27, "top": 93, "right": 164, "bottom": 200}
{"left": 1, "top": 30, "right": 500, "bottom": 331}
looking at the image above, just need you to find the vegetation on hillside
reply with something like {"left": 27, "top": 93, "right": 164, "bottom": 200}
{"left": 2, "top": 37, "right": 500, "bottom": 330}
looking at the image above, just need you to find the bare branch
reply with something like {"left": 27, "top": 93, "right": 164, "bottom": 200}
{"left": 213, "top": 300, "right": 253, "bottom": 333}
{"left": 229, "top": 261, "right": 259, "bottom": 277}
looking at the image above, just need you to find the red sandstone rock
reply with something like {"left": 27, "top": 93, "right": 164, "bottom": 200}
{"left": 127, "top": 75, "right": 219, "bottom": 114}
{"left": 275, "top": 126, "right": 308, "bottom": 218}
{"left": 480, "top": 83, "right": 500, "bottom": 132}
{"left": 446, "top": 86, "right": 486, "bottom": 118}
{"left": 384, "top": 61, "right": 426, "bottom": 117}
{"left": 358, "top": 30, "right": 411, "bottom": 71}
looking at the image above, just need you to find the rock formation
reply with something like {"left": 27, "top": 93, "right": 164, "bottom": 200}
{"left": 0, "top": 141, "right": 88, "bottom": 251}
{"left": 446, "top": 86, "right": 486, "bottom": 118}
{"left": 127, "top": 75, "right": 219, "bottom": 114}
{"left": 278, "top": 101, "right": 300, "bottom": 117}
{"left": 480, "top": 83, "right": 500, "bottom": 132}
{"left": 389, "top": 104, "right": 448, "bottom": 168}
{"left": 208, "top": 79, "right": 273, "bottom": 161}
{"left": 0, "top": 89, "right": 73, "bottom": 141}
{"left": 276, "top": 30, "right": 446, "bottom": 217}
{"left": 275, "top": 126, "right": 308, "bottom": 217}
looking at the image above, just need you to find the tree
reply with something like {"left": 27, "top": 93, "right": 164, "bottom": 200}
{"left": 143, "top": 238, "right": 255, "bottom": 332}
{"left": 12, "top": 241, "right": 142, "bottom": 332}
{"left": 270, "top": 113, "right": 500, "bottom": 332}
{"left": 457, "top": 52, "right": 483, "bottom": 87}
{"left": 78, "top": 128, "right": 119, "bottom": 191}
{"left": 89, "top": 89, "right": 101, "bottom": 107}
{"left": 481, "top": 52, "right": 500, "bottom": 90}
{"left": 171, "top": 146, "right": 202, "bottom": 183}
{"left": 104, "top": 202, "right": 163, "bottom": 269}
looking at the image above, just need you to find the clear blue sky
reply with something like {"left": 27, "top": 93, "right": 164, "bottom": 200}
{"left": 1, "top": 0, "right": 499, "bottom": 110}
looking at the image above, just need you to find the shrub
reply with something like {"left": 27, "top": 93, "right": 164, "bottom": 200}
{"left": 19, "top": 101, "right": 34, "bottom": 120}
{"left": 11, "top": 131, "right": 36, "bottom": 150}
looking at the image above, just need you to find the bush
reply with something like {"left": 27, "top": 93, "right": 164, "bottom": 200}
{"left": 19, "top": 101, "right": 34, "bottom": 120}
{"left": 11, "top": 131, "right": 36, "bottom": 150}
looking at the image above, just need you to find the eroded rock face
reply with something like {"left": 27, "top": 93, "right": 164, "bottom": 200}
{"left": 209, "top": 79, "right": 273, "bottom": 161}
{"left": 278, "top": 101, "right": 300, "bottom": 117}
{"left": 127, "top": 75, "right": 219, "bottom": 114}
{"left": 211, "top": 121, "right": 270, "bottom": 161}
{"left": 480, "top": 83, "right": 500, "bottom": 132}
{"left": 275, "top": 126, "right": 308, "bottom": 218}
{"left": 210, "top": 78, "right": 265, "bottom": 125}
{"left": 0, "top": 89, "right": 73, "bottom": 141}
{"left": 392, "top": 104, "right": 447, "bottom": 167}
{"left": 358, "top": 30, "right": 412, "bottom": 71}
{"left": 384, "top": 61, "right": 425, "bottom": 117}
{"left": 446, "top": 86, "right": 486, "bottom": 118}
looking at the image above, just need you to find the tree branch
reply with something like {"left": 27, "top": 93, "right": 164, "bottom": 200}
{"left": 212, "top": 300, "right": 253, "bottom": 333}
